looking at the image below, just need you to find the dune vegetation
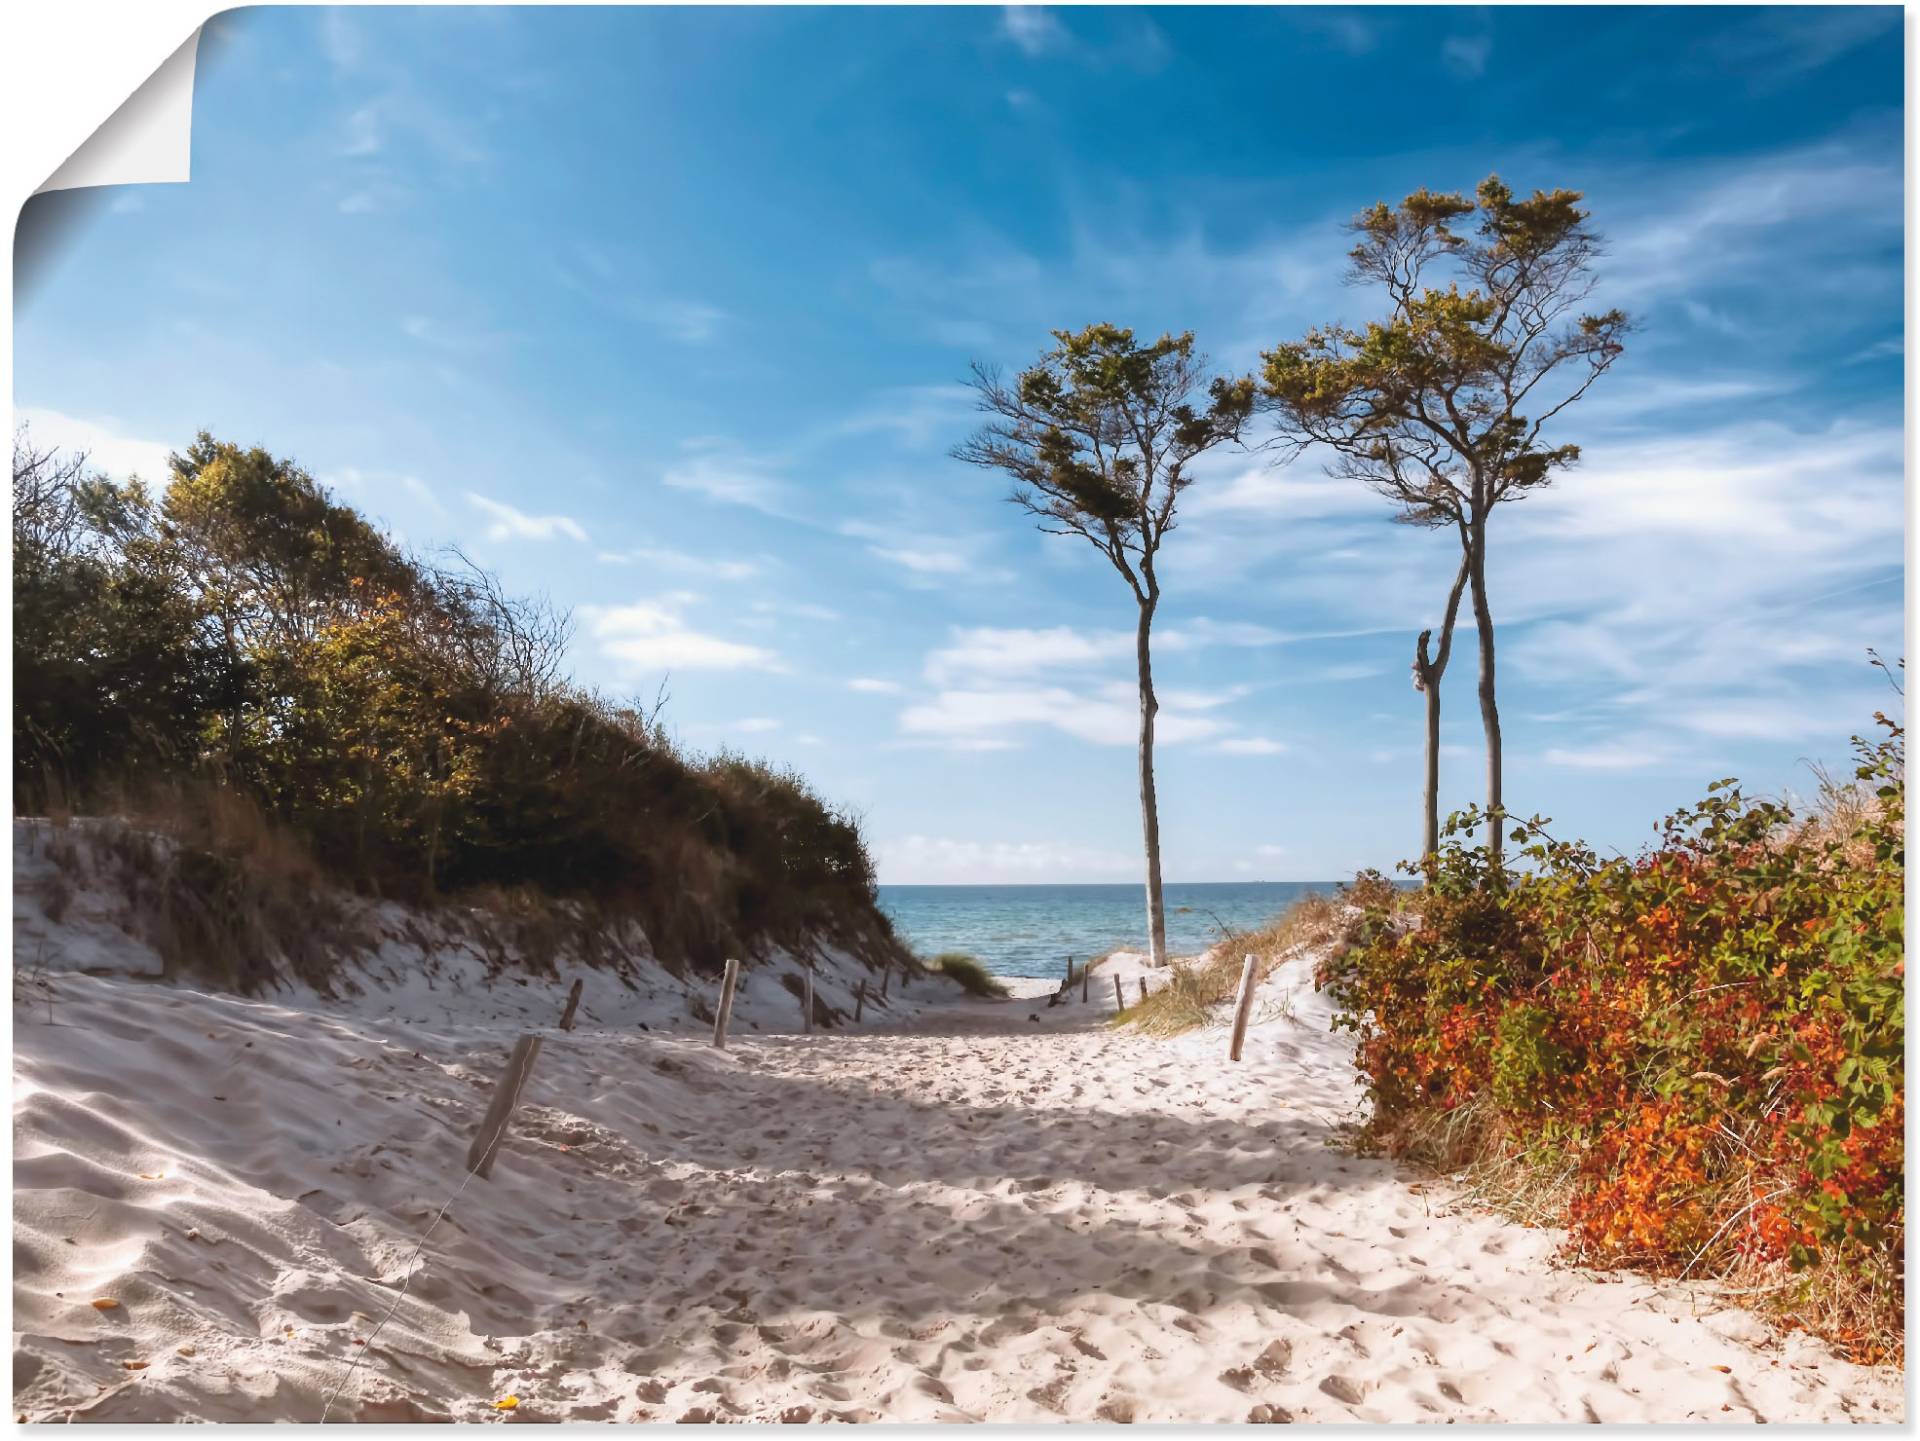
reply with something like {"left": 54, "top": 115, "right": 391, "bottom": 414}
{"left": 12, "top": 431, "right": 904, "bottom": 986}
{"left": 1322, "top": 698, "right": 1905, "bottom": 1362}
{"left": 928, "top": 951, "right": 1010, "bottom": 998}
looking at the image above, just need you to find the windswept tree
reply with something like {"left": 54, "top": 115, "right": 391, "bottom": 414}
{"left": 956, "top": 324, "right": 1253, "bottom": 966}
{"left": 1261, "top": 177, "right": 1627, "bottom": 869}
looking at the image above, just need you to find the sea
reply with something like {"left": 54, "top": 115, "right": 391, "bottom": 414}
{"left": 876, "top": 881, "right": 1344, "bottom": 980}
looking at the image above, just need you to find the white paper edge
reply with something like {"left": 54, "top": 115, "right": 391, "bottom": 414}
{"left": 35, "top": 26, "right": 203, "bottom": 195}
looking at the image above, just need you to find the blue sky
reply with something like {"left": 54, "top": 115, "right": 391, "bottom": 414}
{"left": 15, "top": 5, "right": 1905, "bottom": 883}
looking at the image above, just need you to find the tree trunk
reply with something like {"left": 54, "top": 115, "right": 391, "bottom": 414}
{"left": 1135, "top": 597, "right": 1168, "bottom": 967}
{"left": 1466, "top": 522, "right": 1503, "bottom": 872}
{"left": 1416, "top": 556, "right": 1471, "bottom": 862}
{"left": 1421, "top": 659, "right": 1443, "bottom": 859}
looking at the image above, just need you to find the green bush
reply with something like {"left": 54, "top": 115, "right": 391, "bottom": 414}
{"left": 12, "top": 430, "right": 902, "bottom": 981}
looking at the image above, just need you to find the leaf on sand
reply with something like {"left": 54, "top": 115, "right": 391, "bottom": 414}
{"left": 123, "top": 1361, "right": 148, "bottom": 1371}
{"left": 495, "top": 1396, "right": 520, "bottom": 1410}
{"left": 91, "top": 1299, "right": 120, "bottom": 1311}
{"left": 177, "top": 1346, "right": 195, "bottom": 1357}
{"left": 1711, "top": 1364, "right": 1732, "bottom": 1373}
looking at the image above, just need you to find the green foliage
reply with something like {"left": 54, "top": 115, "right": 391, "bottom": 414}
{"left": 1260, "top": 174, "right": 1628, "bottom": 528}
{"left": 1328, "top": 703, "right": 1905, "bottom": 1361}
{"left": 12, "top": 429, "right": 900, "bottom": 980}
{"left": 955, "top": 323, "right": 1253, "bottom": 598}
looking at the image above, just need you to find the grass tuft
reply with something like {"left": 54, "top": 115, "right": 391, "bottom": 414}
{"left": 929, "top": 951, "right": 1010, "bottom": 998}
{"left": 1118, "top": 887, "right": 1365, "bottom": 1037}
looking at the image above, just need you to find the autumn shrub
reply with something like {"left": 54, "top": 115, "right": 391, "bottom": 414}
{"left": 1329, "top": 709, "right": 1904, "bottom": 1361}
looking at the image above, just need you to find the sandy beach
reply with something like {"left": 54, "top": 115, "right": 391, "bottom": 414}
{"left": 12, "top": 934, "right": 1903, "bottom": 1424}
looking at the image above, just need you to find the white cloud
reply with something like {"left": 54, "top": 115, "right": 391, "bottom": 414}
{"left": 849, "top": 677, "right": 903, "bottom": 694}
{"left": 900, "top": 684, "right": 1231, "bottom": 749}
{"left": 840, "top": 520, "right": 1004, "bottom": 583}
{"left": 466, "top": 492, "right": 588, "bottom": 543}
{"left": 878, "top": 833, "right": 1138, "bottom": 885}
{"left": 13, "top": 407, "right": 173, "bottom": 482}
{"left": 1000, "top": 6, "right": 1068, "bottom": 56}
{"left": 583, "top": 596, "right": 780, "bottom": 674}
{"left": 661, "top": 453, "right": 790, "bottom": 514}
{"left": 1543, "top": 742, "right": 1670, "bottom": 772}
{"left": 924, "top": 626, "right": 1132, "bottom": 685}
{"left": 732, "top": 717, "right": 780, "bottom": 734}
{"left": 1214, "top": 737, "right": 1288, "bottom": 756}
{"left": 596, "top": 546, "right": 762, "bottom": 581}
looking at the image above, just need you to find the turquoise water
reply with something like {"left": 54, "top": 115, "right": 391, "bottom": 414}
{"left": 877, "top": 881, "right": 1343, "bottom": 980}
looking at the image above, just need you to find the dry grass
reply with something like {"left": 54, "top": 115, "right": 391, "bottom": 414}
{"left": 1118, "top": 889, "right": 1362, "bottom": 1037}
{"left": 929, "top": 952, "right": 1009, "bottom": 998}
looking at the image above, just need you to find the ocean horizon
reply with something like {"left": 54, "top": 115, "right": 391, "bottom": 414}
{"left": 876, "top": 880, "right": 1345, "bottom": 980}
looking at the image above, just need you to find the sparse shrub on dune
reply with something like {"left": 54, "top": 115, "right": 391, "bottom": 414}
{"left": 1119, "top": 881, "right": 1376, "bottom": 1037}
{"left": 1331, "top": 704, "right": 1904, "bottom": 1363}
{"left": 12, "top": 430, "right": 906, "bottom": 989}
{"left": 929, "top": 952, "right": 1009, "bottom": 998}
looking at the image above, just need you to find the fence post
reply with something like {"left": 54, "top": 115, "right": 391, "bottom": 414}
{"left": 855, "top": 979, "right": 866, "bottom": 1023}
{"left": 880, "top": 967, "right": 889, "bottom": 1000}
{"left": 558, "top": 977, "right": 584, "bottom": 1031}
{"left": 1229, "top": 953, "right": 1259, "bottom": 1062}
{"left": 1138, "top": 977, "right": 1148, "bottom": 1007}
{"left": 803, "top": 965, "right": 815, "bottom": 1034}
{"left": 467, "top": 1034, "right": 543, "bottom": 1180}
{"left": 1113, "top": 974, "right": 1125, "bottom": 1012}
{"left": 1080, "top": 958, "right": 1089, "bottom": 1003}
{"left": 712, "top": 958, "right": 740, "bottom": 1049}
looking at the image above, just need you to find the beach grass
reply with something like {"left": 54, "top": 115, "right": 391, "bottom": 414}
{"left": 929, "top": 951, "right": 1010, "bottom": 998}
{"left": 1117, "top": 891, "right": 1355, "bottom": 1037}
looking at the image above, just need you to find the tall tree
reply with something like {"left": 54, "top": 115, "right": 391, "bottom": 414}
{"left": 956, "top": 324, "right": 1253, "bottom": 966}
{"left": 1260, "top": 177, "right": 1626, "bottom": 869}
{"left": 1411, "top": 557, "right": 1469, "bottom": 860}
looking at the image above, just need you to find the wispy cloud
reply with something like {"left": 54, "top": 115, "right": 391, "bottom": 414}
{"left": 1440, "top": 33, "right": 1491, "bottom": 78}
{"left": 661, "top": 450, "right": 792, "bottom": 515}
{"left": 849, "top": 677, "right": 903, "bottom": 694}
{"left": 1000, "top": 6, "right": 1068, "bottom": 57}
{"left": 467, "top": 492, "right": 588, "bottom": 543}
{"left": 1214, "top": 737, "right": 1288, "bottom": 756}
{"left": 878, "top": 833, "right": 1140, "bottom": 884}
{"left": 596, "top": 545, "right": 763, "bottom": 581}
{"left": 583, "top": 594, "right": 781, "bottom": 674}
{"left": 554, "top": 244, "right": 727, "bottom": 344}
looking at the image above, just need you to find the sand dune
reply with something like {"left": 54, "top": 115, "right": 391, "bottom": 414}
{"left": 12, "top": 936, "right": 1902, "bottom": 1424}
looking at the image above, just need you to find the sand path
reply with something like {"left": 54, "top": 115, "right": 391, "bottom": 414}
{"left": 12, "top": 955, "right": 1903, "bottom": 1422}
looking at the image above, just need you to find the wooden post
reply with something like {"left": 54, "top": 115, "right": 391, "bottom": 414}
{"left": 880, "top": 967, "right": 889, "bottom": 1000}
{"left": 712, "top": 958, "right": 740, "bottom": 1049}
{"left": 1113, "top": 974, "right": 1125, "bottom": 1012}
{"left": 855, "top": 979, "right": 866, "bottom": 1023}
{"left": 1080, "top": 958, "right": 1089, "bottom": 1003}
{"left": 558, "top": 977, "right": 584, "bottom": 1031}
{"left": 1229, "top": 953, "right": 1259, "bottom": 1062}
{"left": 467, "top": 1034, "right": 543, "bottom": 1179}
{"left": 803, "top": 966, "right": 814, "bottom": 1034}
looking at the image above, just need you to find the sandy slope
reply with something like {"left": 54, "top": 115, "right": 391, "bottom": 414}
{"left": 12, "top": 941, "right": 1902, "bottom": 1424}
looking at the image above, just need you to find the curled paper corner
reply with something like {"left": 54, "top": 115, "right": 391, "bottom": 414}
{"left": 36, "top": 25, "right": 203, "bottom": 195}
{"left": 18, "top": 25, "right": 202, "bottom": 308}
